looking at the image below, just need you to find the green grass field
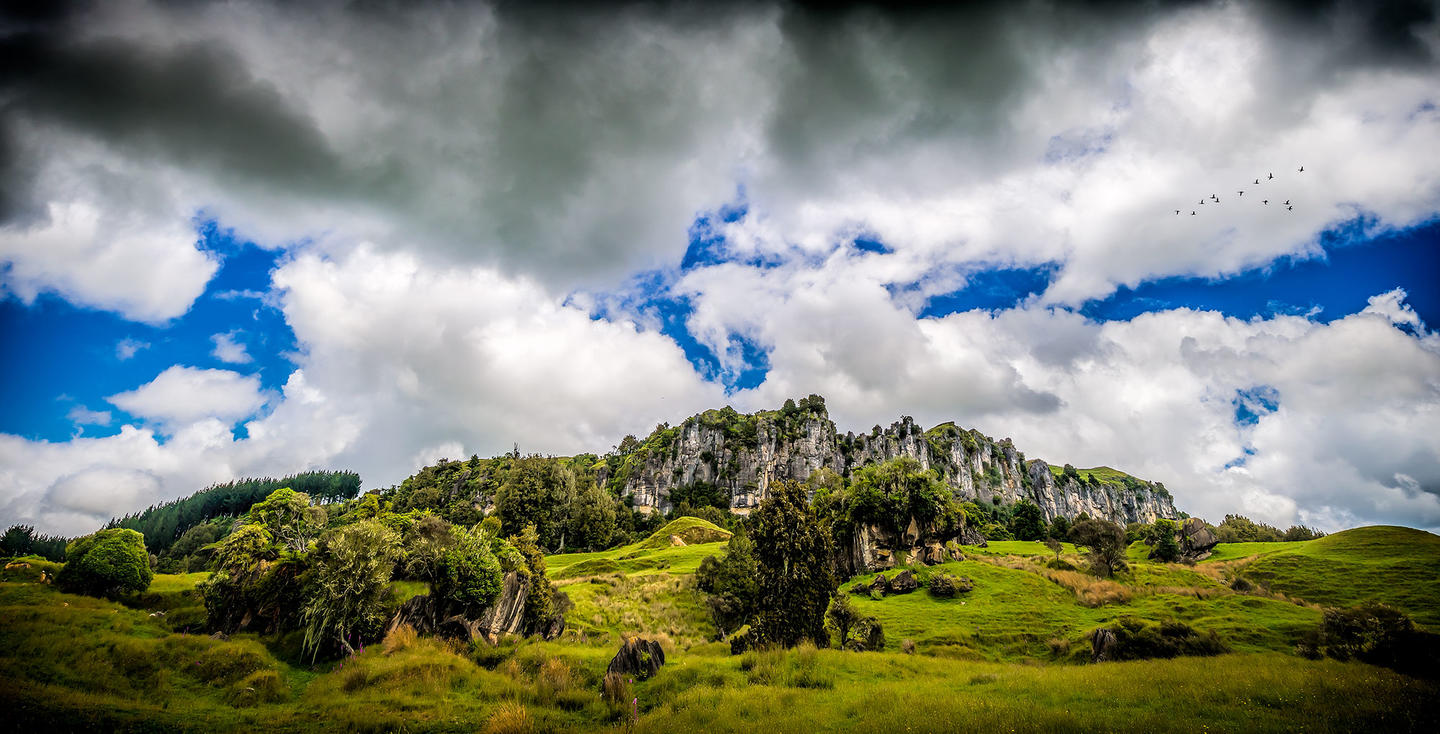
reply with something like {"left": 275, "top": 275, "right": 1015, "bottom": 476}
{"left": 1, "top": 522, "right": 1436, "bottom": 732}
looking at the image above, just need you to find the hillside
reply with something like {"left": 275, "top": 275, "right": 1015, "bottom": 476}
{"left": 3, "top": 521, "right": 1436, "bottom": 731}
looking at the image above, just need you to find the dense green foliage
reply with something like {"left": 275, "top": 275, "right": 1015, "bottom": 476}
{"left": 750, "top": 480, "right": 835, "bottom": 648}
{"left": 1099, "top": 617, "right": 1229, "bottom": 661}
{"left": 111, "top": 471, "right": 359, "bottom": 554}
{"left": 434, "top": 522, "right": 504, "bottom": 612}
{"left": 54, "top": 528, "right": 152, "bottom": 598}
{"left": 1298, "top": 603, "right": 1440, "bottom": 677}
{"left": 302, "top": 521, "right": 401, "bottom": 660}
{"left": 1214, "top": 513, "right": 1325, "bottom": 543}
{"left": 1009, "top": 499, "right": 1047, "bottom": 541}
{"left": 1151, "top": 518, "right": 1181, "bottom": 562}
{"left": 0, "top": 523, "right": 69, "bottom": 561}
{"left": 696, "top": 529, "right": 758, "bottom": 638}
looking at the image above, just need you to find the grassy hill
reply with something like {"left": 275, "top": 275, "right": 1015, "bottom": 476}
{"left": 1204, "top": 526, "right": 1440, "bottom": 629}
{"left": 1, "top": 521, "right": 1437, "bottom": 732}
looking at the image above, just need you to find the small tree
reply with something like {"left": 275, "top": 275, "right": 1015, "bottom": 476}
{"left": 55, "top": 528, "right": 152, "bottom": 598}
{"left": 434, "top": 522, "right": 503, "bottom": 613}
{"left": 302, "top": 521, "right": 400, "bottom": 660}
{"left": 1151, "top": 519, "right": 1181, "bottom": 562}
{"left": 1010, "top": 500, "right": 1047, "bottom": 541}
{"left": 1044, "top": 537, "right": 1063, "bottom": 562}
{"left": 1047, "top": 515, "right": 1071, "bottom": 540}
{"left": 750, "top": 480, "right": 834, "bottom": 648}
{"left": 696, "top": 529, "right": 758, "bottom": 639}
{"left": 1069, "top": 517, "right": 1128, "bottom": 578}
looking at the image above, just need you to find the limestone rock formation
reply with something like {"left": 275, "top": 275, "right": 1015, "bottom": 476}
{"left": 1177, "top": 517, "right": 1219, "bottom": 561}
{"left": 606, "top": 636, "right": 666, "bottom": 680}
{"left": 387, "top": 571, "right": 564, "bottom": 645}
{"left": 601, "top": 398, "right": 1177, "bottom": 528}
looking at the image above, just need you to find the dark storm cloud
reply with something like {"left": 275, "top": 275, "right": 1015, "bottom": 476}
{"left": 0, "top": 30, "right": 349, "bottom": 222}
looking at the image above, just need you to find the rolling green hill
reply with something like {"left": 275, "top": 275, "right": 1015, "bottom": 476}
{"left": 1, "top": 521, "right": 1436, "bottom": 732}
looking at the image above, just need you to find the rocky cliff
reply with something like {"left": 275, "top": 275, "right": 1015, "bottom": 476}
{"left": 600, "top": 397, "right": 1176, "bottom": 527}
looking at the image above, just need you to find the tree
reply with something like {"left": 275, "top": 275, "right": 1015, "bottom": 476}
{"left": 1151, "top": 519, "right": 1181, "bottom": 562}
{"left": 434, "top": 523, "right": 503, "bottom": 612}
{"left": 749, "top": 480, "right": 834, "bottom": 648}
{"left": 696, "top": 529, "right": 758, "bottom": 639}
{"left": 54, "top": 528, "right": 152, "bottom": 598}
{"left": 1009, "top": 500, "right": 1047, "bottom": 541}
{"left": 1, "top": 524, "right": 35, "bottom": 557}
{"left": 1044, "top": 537, "right": 1063, "bottom": 562}
{"left": 494, "top": 457, "right": 576, "bottom": 549}
{"left": 248, "top": 488, "right": 327, "bottom": 553}
{"left": 568, "top": 473, "right": 617, "bottom": 551}
{"left": 1048, "top": 515, "right": 1071, "bottom": 540}
{"left": 302, "top": 520, "right": 401, "bottom": 660}
{"left": 1069, "top": 517, "right": 1128, "bottom": 578}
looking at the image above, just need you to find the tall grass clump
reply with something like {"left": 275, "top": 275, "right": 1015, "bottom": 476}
{"left": 483, "top": 701, "right": 534, "bottom": 734}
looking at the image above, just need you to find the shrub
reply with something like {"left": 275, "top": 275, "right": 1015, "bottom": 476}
{"left": 601, "top": 671, "right": 633, "bottom": 719}
{"left": 227, "top": 669, "right": 288, "bottom": 707}
{"left": 824, "top": 593, "right": 859, "bottom": 646}
{"left": 1298, "top": 603, "right": 1440, "bottom": 677}
{"left": 1096, "top": 618, "right": 1228, "bottom": 661}
{"left": 301, "top": 520, "right": 401, "bottom": 660}
{"left": 55, "top": 528, "right": 153, "bottom": 598}
{"left": 1229, "top": 576, "right": 1254, "bottom": 593}
{"left": 926, "top": 573, "right": 972, "bottom": 598}
{"left": 901, "top": 639, "right": 916, "bottom": 655}
{"left": 848, "top": 616, "right": 885, "bottom": 651}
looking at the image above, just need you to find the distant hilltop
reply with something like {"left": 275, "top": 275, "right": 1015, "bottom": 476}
{"left": 597, "top": 395, "right": 1176, "bottom": 526}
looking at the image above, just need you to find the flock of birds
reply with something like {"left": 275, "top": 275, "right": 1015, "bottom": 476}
{"left": 1176, "top": 166, "right": 1304, "bottom": 216}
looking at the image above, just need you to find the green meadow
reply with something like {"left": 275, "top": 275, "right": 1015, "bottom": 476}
{"left": 2, "top": 524, "right": 1437, "bottom": 732}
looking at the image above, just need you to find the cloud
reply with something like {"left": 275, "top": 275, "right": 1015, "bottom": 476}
{"left": 211, "top": 330, "right": 252, "bottom": 364}
{"left": 115, "top": 337, "right": 149, "bottom": 361}
{"left": 65, "top": 405, "right": 111, "bottom": 427}
{"left": 107, "top": 365, "right": 267, "bottom": 430}
{"left": 4, "top": 0, "right": 1432, "bottom": 307}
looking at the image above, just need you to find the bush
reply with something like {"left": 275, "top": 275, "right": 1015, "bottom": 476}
{"left": 55, "top": 528, "right": 152, "bottom": 598}
{"left": 1297, "top": 603, "right": 1440, "bottom": 677}
{"left": 847, "top": 616, "right": 885, "bottom": 651}
{"left": 1069, "top": 518, "right": 1129, "bottom": 578}
{"left": 1095, "top": 618, "right": 1228, "bottom": 661}
{"left": 926, "top": 573, "right": 972, "bottom": 598}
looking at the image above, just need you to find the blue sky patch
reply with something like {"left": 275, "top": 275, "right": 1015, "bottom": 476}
{"left": 1233, "top": 385, "right": 1281, "bottom": 426}
{"left": 0, "top": 220, "right": 297, "bottom": 442}
{"left": 918, "top": 264, "right": 1057, "bottom": 318}
{"left": 1083, "top": 217, "right": 1440, "bottom": 326}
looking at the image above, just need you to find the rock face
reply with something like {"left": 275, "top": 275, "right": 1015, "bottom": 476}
{"left": 1177, "top": 517, "right": 1219, "bottom": 561}
{"left": 606, "top": 636, "right": 666, "bottom": 680}
{"left": 387, "top": 571, "right": 564, "bottom": 645}
{"left": 602, "top": 399, "right": 1177, "bottom": 528}
{"left": 838, "top": 515, "right": 985, "bottom": 576}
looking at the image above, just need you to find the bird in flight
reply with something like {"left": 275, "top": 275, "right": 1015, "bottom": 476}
{"left": 1268, "top": 172, "right": 1274, "bottom": 180}
{"left": 1284, "top": 200, "right": 1290, "bottom": 205}
{"left": 1175, "top": 209, "right": 1180, "bottom": 215}
{"left": 1191, "top": 211, "right": 1196, "bottom": 215}
{"left": 1254, "top": 178, "right": 1261, "bottom": 185}
{"left": 1298, "top": 166, "right": 1304, "bottom": 172}
{"left": 1199, "top": 199, "right": 1205, "bottom": 205}
{"left": 1211, "top": 194, "right": 1218, "bottom": 200}
{"left": 1263, "top": 199, "right": 1268, "bottom": 205}
{"left": 1238, "top": 190, "right": 1245, "bottom": 197}
{"left": 1287, "top": 205, "right": 1293, "bottom": 211}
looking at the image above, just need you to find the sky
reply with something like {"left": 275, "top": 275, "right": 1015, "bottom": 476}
{"left": 1, "top": 0, "right": 1438, "bottom": 537}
